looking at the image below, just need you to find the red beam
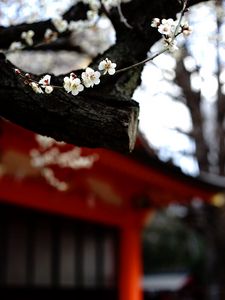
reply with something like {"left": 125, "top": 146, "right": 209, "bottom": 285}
{"left": 0, "top": 120, "right": 216, "bottom": 204}
{"left": 0, "top": 177, "right": 132, "bottom": 227}
{"left": 96, "top": 149, "right": 215, "bottom": 202}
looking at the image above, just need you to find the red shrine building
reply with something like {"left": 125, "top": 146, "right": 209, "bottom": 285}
{"left": 0, "top": 119, "right": 223, "bottom": 300}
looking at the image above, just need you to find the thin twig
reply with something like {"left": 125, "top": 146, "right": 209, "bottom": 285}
{"left": 115, "top": 48, "right": 168, "bottom": 74}
{"left": 14, "top": 70, "right": 64, "bottom": 90}
{"left": 116, "top": 0, "right": 189, "bottom": 74}
{"left": 117, "top": 2, "right": 133, "bottom": 29}
{"left": 174, "top": 0, "right": 188, "bottom": 37}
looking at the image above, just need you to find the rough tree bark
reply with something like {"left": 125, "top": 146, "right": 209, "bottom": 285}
{"left": 0, "top": 0, "right": 209, "bottom": 152}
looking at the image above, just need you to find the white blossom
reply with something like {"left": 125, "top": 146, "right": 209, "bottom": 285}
{"left": 52, "top": 16, "right": 68, "bottom": 33}
{"left": 42, "top": 168, "right": 68, "bottom": 191}
{"left": 151, "top": 18, "right": 160, "bottom": 28}
{"left": 64, "top": 76, "right": 72, "bottom": 93}
{"left": 182, "top": 22, "right": 192, "bottom": 36}
{"left": 38, "top": 75, "right": 54, "bottom": 94}
{"left": 14, "top": 68, "right": 21, "bottom": 75}
{"left": 63, "top": 73, "right": 76, "bottom": 93}
{"left": 98, "top": 58, "right": 116, "bottom": 75}
{"left": 81, "top": 67, "right": 101, "bottom": 88}
{"left": 44, "top": 28, "right": 58, "bottom": 42}
{"left": 21, "top": 30, "right": 35, "bottom": 46}
{"left": 87, "top": 10, "right": 98, "bottom": 23}
{"left": 70, "top": 78, "right": 84, "bottom": 95}
{"left": 39, "top": 74, "right": 51, "bottom": 86}
{"left": 34, "top": 135, "right": 56, "bottom": 150}
{"left": 9, "top": 41, "right": 23, "bottom": 51}
{"left": 45, "top": 85, "right": 54, "bottom": 94}
{"left": 158, "top": 18, "right": 176, "bottom": 37}
{"left": 30, "top": 82, "right": 43, "bottom": 94}
{"left": 151, "top": 16, "right": 192, "bottom": 54}
{"left": 63, "top": 73, "right": 84, "bottom": 96}
{"left": 164, "top": 38, "right": 178, "bottom": 52}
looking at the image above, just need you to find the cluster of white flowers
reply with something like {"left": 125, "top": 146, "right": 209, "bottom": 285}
{"left": 63, "top": 59, "right": 116, "bottom": 95}
{"left": 35, "top": 135, "right": 64, "bottom": 150}
{"left": 30, "top": 74, "right": 54, "bottom": 94}
{"left": 52, "top": 10, "right": 99, "bottom": 34}
{"left": 8, "top": 0, "right": 101, "bottom": 52}
{"left": 64, "top": 73, "right": 84, "bottom": 96}
{"left": 10, "top": 0, "right": 192, "bottom": 97}
{"left": 44, "top": 28, "right": 58, "bottom": 43}
{"left": 9, "top": 28, "right": 57, "bottom": 52}
{"left": 14, "top": 70, "right": 54, "bottom": 94}
{"left": 41, "top": 168, "right": 68, "bottom": 191}
{"left": 63, "top": 58, "right": 116, "bottom": 95}
{"left": 81, "top": 67, "right": 101, "bottom": 87}
{"left": 9, "top": 30, "right": 35, "bottom": 51}
{"left": 15, "top": 57, "right": 116, "bottom": 96}
{"left": 31, "top": 147, "right": 97, "bottom": 169}
{"left": 63, "top": 58, "right": 116, "bottom": 96}
{"left": 51, "top": 0, "right": 102, "bottom": 35}
{"left": 52, "top": 16, "right": 69, "bottom": 33}
{"left": 30, "top": 82, "right": 44, "bottom": 94}
{"left": 181, "top": 22, "right": 193, "bottom": 36}
{"left": 151, "top": 17, "right": 192, "bottom": 52}
{"left": 98, "top": 58, "right": 117, "bottom": 75}
{"left": 9, "top": 41, "right": 23, "bottom": 51}
{"left": 38, "top": 74, "right": 54, "bottom": 94}
{"left": 30, "top": 134, "right": 98, "bottom": 191}
{"left": 21, "top": 30, "right": 35, "bottom": 46}
{"left": 7, "top": 0, "right": 133, "bottom": 53}
{"left": 50, "top": 0, "right": 133, "bottom": 34}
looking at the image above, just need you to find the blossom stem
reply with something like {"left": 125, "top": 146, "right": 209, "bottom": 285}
{"left": 173, "top": 0, "right": 188, "bottom": 37}
{"left": 116, "top": 1, "right": 188, "bottom": 75}
{"left": 14, "top": 71, "right": 64, "bottom": 89}
{"left": 115, "top": 47, "right": 168, "bottom": 74}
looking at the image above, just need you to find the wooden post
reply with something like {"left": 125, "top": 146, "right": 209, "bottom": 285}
{"left": 119, "top": 224, "right": 143, "bottom": 300}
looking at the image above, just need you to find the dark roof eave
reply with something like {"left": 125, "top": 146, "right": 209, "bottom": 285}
{"left": 132, "top": 136, "right": 225, "bottom": 193}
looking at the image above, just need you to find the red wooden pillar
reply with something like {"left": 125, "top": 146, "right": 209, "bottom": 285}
{"left": 119, "top": 224, "right": 143, "bottom": 300}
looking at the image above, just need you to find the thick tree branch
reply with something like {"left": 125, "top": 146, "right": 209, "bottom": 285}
{"left": 0, "top": 55, "right": 139, "bottom": 152}
{"left": 0, "top": 0, "right": 209, "bottom": 152}
{"left": 0, "top": 2, "right": 88, "bottom": 50}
